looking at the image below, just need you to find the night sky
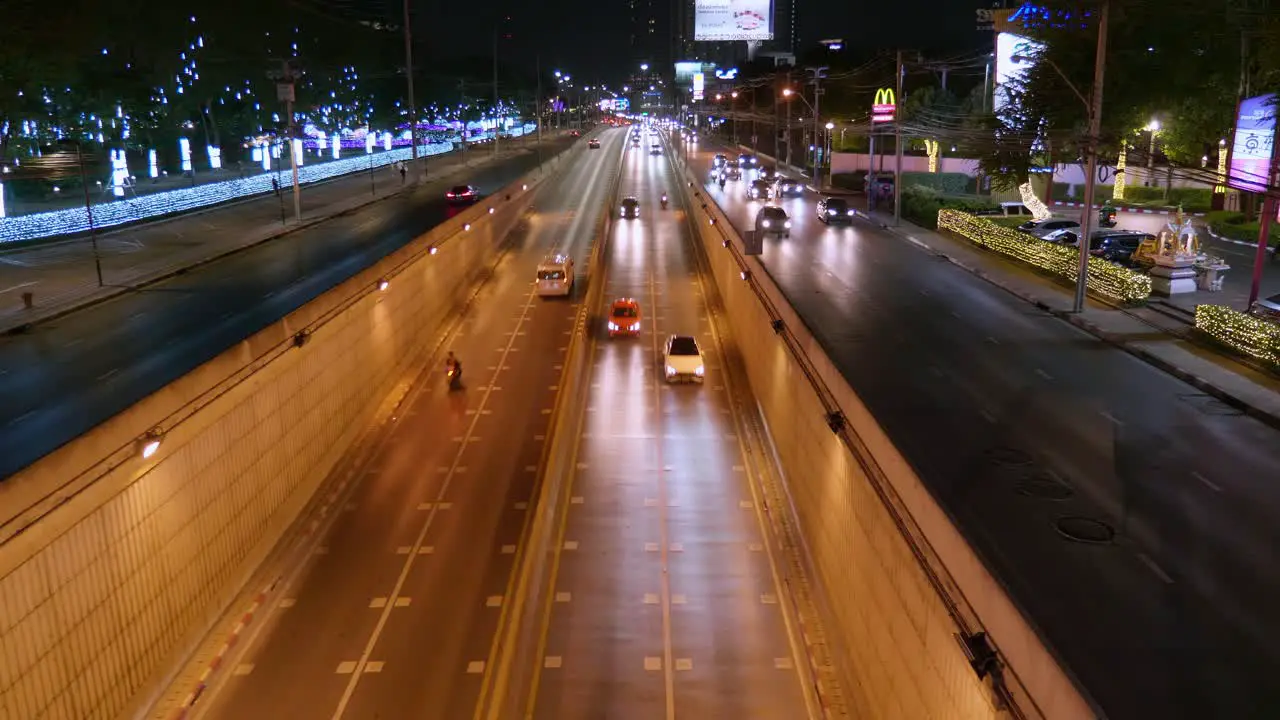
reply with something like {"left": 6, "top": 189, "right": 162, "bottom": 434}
{"left": 422, "top": 0, "right": 992, "bottom": 83}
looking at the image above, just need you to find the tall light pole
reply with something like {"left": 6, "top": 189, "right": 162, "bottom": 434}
{"left": 807, "top": 66, "right": 828, "bottom": 186}
{"left": 825, "top": 121, "right": 835, "bottom": 190}
{"left": 1144, "top": 119, "right": 1159, "bottom": 186}
{"left": 402, "top": 0, "right": 419, "bottom": 179}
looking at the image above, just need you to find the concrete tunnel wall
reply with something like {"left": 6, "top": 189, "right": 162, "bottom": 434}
{"left": 0, "top": 153, "right": 570, "bottom": 720}
{"left": 681, "top": 178, "right": 1095, "bottom": 719}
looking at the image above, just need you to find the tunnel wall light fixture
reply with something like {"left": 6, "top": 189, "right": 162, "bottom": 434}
{"left": 137, "top": 427, "right": 165, "bottom": 459}
{"left": 293, "top": 329, "right": 312, "bottom": 348}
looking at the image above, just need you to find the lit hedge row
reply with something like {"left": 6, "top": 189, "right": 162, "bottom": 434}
{"left": 1195, "top": 304, "right": 1280, "bottom": 366}
{"left": 937, "top": 209, "right": 1152, "bottom": 303}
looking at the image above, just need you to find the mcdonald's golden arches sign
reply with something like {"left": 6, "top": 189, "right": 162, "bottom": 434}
{"left": 872, "top": 88, "right": 896, "bottom": 123}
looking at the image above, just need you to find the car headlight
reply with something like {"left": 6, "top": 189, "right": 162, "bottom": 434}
{"left": 694, "top": 365, "right": 704, "bottom": 376}
{"left": 761, "top": 219, "right": 770, "bottom": 228}
{"left": 784, "top": 220, "right": 792, "bottom": 228}
{"left": 828, "top": 209, "right": 836, "bottom": 214}
{"left": 608, "top": 322, "right": 618, "bottom": 330}
{"left": 631, "top": 322, "right": 640, "bottom": 331}
{"left": 847, "top": 210, "right": 855, "bottom": 216}
{"left": 665, "top": 365, "right": 676, "bottom": 376}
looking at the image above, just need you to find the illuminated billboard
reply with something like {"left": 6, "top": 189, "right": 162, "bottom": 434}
{"left": 1228, "top": 93, "right": 1277, "bottom": 193}
{"left": 994, "top": 32, "right": 1043, "bottom": 113}
{"left": 694, "top": 0, "right": 774, "bottom": 41}
{"left": 693, "top": 73, "right": 705, "bottom": 101}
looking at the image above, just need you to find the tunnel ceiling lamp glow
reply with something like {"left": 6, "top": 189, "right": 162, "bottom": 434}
{"left": 463, "top": 223, "right": 472, "bottom": 232}
{"left": 378, "top": 279, "right": 389, "bottom": 292}
{"left": 137, "top": 428, "right": 165, "bottom": 459}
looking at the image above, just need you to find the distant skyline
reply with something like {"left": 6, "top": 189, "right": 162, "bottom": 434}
{"left": 419, "top": 0, "right": 995, "bottom": 82}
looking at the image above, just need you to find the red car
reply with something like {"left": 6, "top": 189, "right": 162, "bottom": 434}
{"left": 446, "top": 185, "right": 479, "bottom": 205}
{"left": 607, "top": 298, "right": 641, "bottom": 337}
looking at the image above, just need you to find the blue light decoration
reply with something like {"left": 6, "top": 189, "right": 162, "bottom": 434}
{"left": 111, "top": 149, "right": 129, "bottom": 197}
{"left": 383, "top": 132, "right": 392, "bottom": 151}
{"left": 261, "top": 146, "right": 271, "bottom": 171}
{"left": 365, "top": 132, "right": 375, "bottom": 155}
{"left": 0, "top": 183, "right": 6, "bottom": 219}
{"left": 0, "top": 141, "right": 455, "bottom": 244}
{"left": 180, "top": 138, "right": 192, "bottom": 172}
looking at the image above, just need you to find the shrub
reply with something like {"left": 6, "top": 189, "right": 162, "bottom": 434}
{"left": 1196, "top": 304, "right": 1280, "bottom": 367}
{"left": 937, "top": 208, "right": 1151, "bottom": 302}
{"left": 1206, "top": 210, "right": 1278, "bottom": 243}
{"left": 902, "top": 171, "right": 972, "bottom": 195}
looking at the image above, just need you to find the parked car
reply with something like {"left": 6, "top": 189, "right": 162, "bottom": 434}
{"left": 975, "top": 202, "right": 1034, "bottom": 218}
{"left": 1086, "top": 230, "right": 1152, "bottom": 265}
{"left": 1019, "top": 218, "right": 1080, "bottom": 237}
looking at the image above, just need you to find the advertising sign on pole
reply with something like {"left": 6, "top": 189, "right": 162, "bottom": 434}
{"left": 1228, "top": 93, "right": 1277, "bottom": 193}
{"left": 871, "top": 88, "right": 896, "bottom": 123}
{"left": 692, "top": 73, "right": 705, "bottom": 101}
{"left": 694, "top": 0, "right": 774, "bottom": 41}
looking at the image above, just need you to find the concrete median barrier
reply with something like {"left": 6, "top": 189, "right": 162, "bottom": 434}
{"left": 0, "top": 140, "right": 589, "bottom": 720}
{"left": 674, "top": 165, "right": 1097, "bottom": 720}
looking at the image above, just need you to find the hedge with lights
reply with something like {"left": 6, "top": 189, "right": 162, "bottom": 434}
{"left": 0, "top": 139, "right": 461, "bottom": 245}
{"left": 1194, "top": 304, "right": 1280, "bottom": 367}
{"left": 937, "top": 209, "right": 1151, "bottom": 303}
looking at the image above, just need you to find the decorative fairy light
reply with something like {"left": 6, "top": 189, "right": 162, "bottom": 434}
{"left": 1113, "top": 146, "right": 1127, "bottom": 200}
{"left": 938, "top": 209, "right": 1150, "bottom": 302}
{"left": 924, "top": 139, "right": 940, "bottom": 173}
{"left": 0, "top": 141, "right": 453, "bottom": 244}
{"left": 179, "top": 138, "right": 192, "bottom": 172}
{"left": 1196, "top": 305, "right": 1280, "bottom": 366}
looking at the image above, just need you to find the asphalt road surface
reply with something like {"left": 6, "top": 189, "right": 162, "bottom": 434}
{"left": 192, "top": 130, "right": 622, "bottom": 720}
{"left": 0, "top": 137, "right": 574, "bottom": 481}
{"left": 688, "top": 139, "right": 1280, "bottom": 719}
{"left": 527, "top": 130, "right": 816, "bottom": 718}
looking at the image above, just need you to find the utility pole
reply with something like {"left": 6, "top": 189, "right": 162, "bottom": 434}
{"left": 894, "top": 50, "right": 904, "bottom": 226}
{"left": 807, "top": 67, "right": 828, "bottom": 187}
{"left": 1247, "top": 133, "right": 1280, "bottom": 308}
{"left": 493, "top": 27, "right": 500, "bottom": 157}
{"left": 272, "top": 59, "right": 302, "bottom": 223}
{"left": 402, "top": 0, "right": 419, "bottom": 179}
{"left": 536, "top": 55, "right": 544, "bottom": 171}
{"left": 1073, "top": 0, "right": 1110, "bottom": 313}
{"left": 784, "top": 69, "right": 793, "bottom": 168}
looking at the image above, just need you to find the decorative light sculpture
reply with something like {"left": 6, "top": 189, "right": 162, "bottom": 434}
{"left": 179, "top": 138, "right": 192, "bottom": 172}
{"left": 149, "top": 149, "right": 159, "bottom": 178}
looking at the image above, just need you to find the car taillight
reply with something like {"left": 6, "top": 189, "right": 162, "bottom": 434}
{"left": 446, "top": 192, "right": 455, "bottom": 197}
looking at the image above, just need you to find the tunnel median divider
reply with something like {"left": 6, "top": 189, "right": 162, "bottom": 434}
{"left": 671, "top": 158, "right": 1098, "bottom": 719}
{"left": 475, "top": 132, "right": 624, "bottom": 720}
{"left": 0, "top": 134, "right": 595, "bottom": 720}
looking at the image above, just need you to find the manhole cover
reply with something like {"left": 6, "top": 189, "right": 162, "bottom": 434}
{"left": 1056, "top": 517, "right": 1114, "bottom": 544}
{"left": 1178, "top": 394, "right": 1242, "bottom": 416}
{"left": 1016, "top": 473, "right": 1074, "bottom": 500}
{"left": 984, "top": 447, "right": 1033, "bottom": 467}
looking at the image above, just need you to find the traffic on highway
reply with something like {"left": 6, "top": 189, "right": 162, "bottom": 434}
{"left": 685, "top": 133, "right": 1280, "bottom": 718}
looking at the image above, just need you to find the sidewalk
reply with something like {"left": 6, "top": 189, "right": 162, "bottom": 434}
{"left": 861, "top": 208, "right": 1280, "bottom": 429}
{"left": 0, "top": 134, "right": 554, "bottom": 334}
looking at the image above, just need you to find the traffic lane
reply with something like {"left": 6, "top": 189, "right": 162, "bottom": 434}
{"left": 339, "top": 128, "right": 623, "bottom": 720}
{"left": 689, "top": 150, "right": 1280, "bottom": 716}
{"left": 532, "top": 143, "right": 809, "bottom": 718}
{"left": 200, "top": 138, "right": 611, "bottom": 720}
{"left": 0, "top": 140, "right": 574, "bottom": 481}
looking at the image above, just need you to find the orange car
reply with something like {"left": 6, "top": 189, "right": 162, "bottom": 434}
{"left": 607, "top": 298, "right": 641, "bottom": 337}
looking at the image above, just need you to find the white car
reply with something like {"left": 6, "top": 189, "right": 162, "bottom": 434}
{"left": 663, "top": 335, "right": 705, "bottom": 383}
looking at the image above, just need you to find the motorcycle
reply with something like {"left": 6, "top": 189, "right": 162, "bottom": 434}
{"left": 1098, "top": 205, "right": 1117, "bottom": 228}
{"left": 660, "top": 194, "right": 669, "bottom": 209}
{"left": 718, "top": 175, "right": 726, "bottom": 189}
{"left": 446, "top": 361, "right": 463, "bottom": 390}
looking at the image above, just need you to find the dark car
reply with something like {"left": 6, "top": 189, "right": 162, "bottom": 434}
{"left": 1087, "top": 230, "right": 1152, "bottom": 265}
{"left": 620, "top": 196, "right": 640, "bottom": 219}
{"left": 745, "top": 179, "right": 773, "bottom": 200}
{"left": 757, "top": 166, "right": 780, "bottom": 183}
{"left": 755, "top": 205, "right": 791, "bottom": 238}
{"left": 446, "top": 185, "right": 479, "bottom": 205}
{"left": 738, "top": 153, "right": 757, "bottom": 167}
{"left": 817, "top": 197, "right": 854, "bottom": 224}
{"left": 588, "top": 138, "right": 601, "bottom": 149}
{"left": 774, "top": 178, "right": 803, "bottom": 198}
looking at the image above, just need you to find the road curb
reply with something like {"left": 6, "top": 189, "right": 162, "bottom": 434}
{"left": 867, "top": 215, "right": 1280, "bottom": 432}
{"left": 0, "top": 148, "right": 538, "bottom": 336}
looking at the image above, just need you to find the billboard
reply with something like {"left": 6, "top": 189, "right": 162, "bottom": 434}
{"left": 694, "top": 0, "right": 774, "bottom": 41}
{"left": 1228, "top": 93, "right": 1277, "bottom": 193}
{"left": 994, "top": 32, "right": 1043, "bottom": 113}
{"left": 872, "top": 88, "right": 896, "bottom": 123}
{"left": 693, "top": 73, "right": 705, "bottom": 101}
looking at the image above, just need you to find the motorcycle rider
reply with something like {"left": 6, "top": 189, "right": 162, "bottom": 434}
{"left": 660, "top": 192, "right": 669, "bottom": 209}
{"left": 445, "top": 351, "right": 463, "bottom": 387}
